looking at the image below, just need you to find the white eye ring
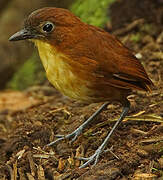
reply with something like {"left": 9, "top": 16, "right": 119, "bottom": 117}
{"left": 42, "top": 22, "right": 54, "bottom": 33}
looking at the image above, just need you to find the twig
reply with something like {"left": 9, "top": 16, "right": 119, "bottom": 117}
{"left": 113, "top": 19, "right": 145, "bottom": 36}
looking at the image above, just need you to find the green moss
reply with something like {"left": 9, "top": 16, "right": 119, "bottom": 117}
{"left": 130, "top": 33, "right": 142, "bottom": 43}
{"left": 7, "top": 53, "right": 46, "bottom": 90}
{"left": 70, "top": 0, "right": 115, "bottom": 27}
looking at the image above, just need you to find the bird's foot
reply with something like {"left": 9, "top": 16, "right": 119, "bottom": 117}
{"left": 78, "top": 146, "right": 119, "bottom": 168}
{"left": 78, "top": 147, "right": 103, "bottom": 168}
{"left": 46, "top": 126, "right": 83, "bottom": 147}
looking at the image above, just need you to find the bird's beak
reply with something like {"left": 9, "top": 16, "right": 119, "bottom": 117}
{"left": 9, "top": 28, "right": 35, "bottom": 41}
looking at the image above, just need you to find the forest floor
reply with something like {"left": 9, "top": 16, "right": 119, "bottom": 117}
{"left": 0, "top": 2, "right": 163, "bottom": 180}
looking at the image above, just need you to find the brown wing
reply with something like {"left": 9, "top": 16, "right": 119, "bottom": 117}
{"left": 85, "top": 25, "right": 154, "bottom": 92}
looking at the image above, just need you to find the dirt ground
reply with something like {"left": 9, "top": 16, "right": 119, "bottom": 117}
{"left": 0, "top": 1, "right": 163, "bottom": 180}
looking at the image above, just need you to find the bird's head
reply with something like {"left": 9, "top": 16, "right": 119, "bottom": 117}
{"left": 9, "top": 7, "right": 81, "bottom": 44}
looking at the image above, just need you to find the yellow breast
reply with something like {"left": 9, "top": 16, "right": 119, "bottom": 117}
{"left": 33, "top": 40, "right": 93, "bottom": 102}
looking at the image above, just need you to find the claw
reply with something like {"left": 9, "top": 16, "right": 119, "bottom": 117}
{"left": 79, "top": 154, "right": 98, "bottom": 168}
{"left": 70, "top": 134, "right": 78, "bottom": 143}
{"left": 78, "top": 147, "right": 118, "bottom": 168}
{"left": 70, "top": 128, "right": 82, "bottom": 143}
{"left": 78, "top": 148, "right": 102, "bottom": 168}
{"left": 45, "top": 126, "right": 83, "bottom": 147}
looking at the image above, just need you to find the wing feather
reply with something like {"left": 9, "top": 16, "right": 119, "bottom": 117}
{"left": 86, "top": 25, "right": 154, "bottom": 92}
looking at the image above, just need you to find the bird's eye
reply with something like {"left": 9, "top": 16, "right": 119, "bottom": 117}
{"left": 42, "top": 22, "right": 54, "bottom": 33}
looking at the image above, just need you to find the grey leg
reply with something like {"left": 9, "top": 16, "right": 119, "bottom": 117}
{"left": 46, "top": 102, "right": 109, "bottom": 147}
{"left": 79, "top": 101, "right": 130, "bottom": 168}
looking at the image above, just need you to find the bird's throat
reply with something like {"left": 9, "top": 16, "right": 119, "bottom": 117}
{"left": 33, "top": 39, "right": 73, "bottom": 85}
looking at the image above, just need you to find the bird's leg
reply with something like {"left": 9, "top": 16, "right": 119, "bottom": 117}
{"left": 79, "top": 100, "right": 130, "bottom": 168}
{"left": 46, "top": 102, "right": 109, "bottom": 147}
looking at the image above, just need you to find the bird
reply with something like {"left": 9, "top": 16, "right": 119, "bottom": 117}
{"left": 9, "top": 7, "right": 154, "bottom": 168}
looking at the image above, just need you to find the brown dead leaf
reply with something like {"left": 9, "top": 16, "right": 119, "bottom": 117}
{"left": 133, "top": 173, "right": 157, "bottom": 180}
{"left": 27, "top": 152, "right": 36, "bottom": 177}
{"left": 13, "top": 161, "right": 17, "bottom": 180}
{"left": 18, "top": 168, "right": 26, "bottom": 180}
{"left": 57, "top": 158, "right": 67, "bottom": 172}
{"left": 75, "top": 145, "right": 85, "bottom": 167}
{"left": 140, "top": 137, "right": 163, "bottom": 145}
{"left": 0, "top": 90, "right": 39, "bottom": 112}
{"left": 26, "top": 173, "right": 35, "bottom": 180}
{"left": 37, "top": 165, "right": 45, "bottom": 180}
{"left": 158, "top": 157, "right": 163, "bottom": 169}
